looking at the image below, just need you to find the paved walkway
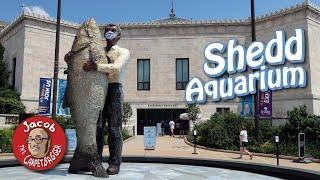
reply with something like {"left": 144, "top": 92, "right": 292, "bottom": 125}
{"left": 1, "top": 135, "right": 319, "bottom": 172}
{"left": 103, "top": 135, "right": 320, "bottom": 172}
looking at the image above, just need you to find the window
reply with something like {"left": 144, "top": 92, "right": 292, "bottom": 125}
{"left": 12, "top": 58, "right": 16, "bottom": 89}
{"left": 216, "top": 108, "right": 230, "bottom": 115}
{"left": 176, "top": 58, "right": 189, "bottom": 90}
{"left": 137, "top": 59, "right": 150, "bottom": 90}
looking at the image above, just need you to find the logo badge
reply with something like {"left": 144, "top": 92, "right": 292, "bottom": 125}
{"left": 12, "top": 116, "right": 67, "bottom": 171}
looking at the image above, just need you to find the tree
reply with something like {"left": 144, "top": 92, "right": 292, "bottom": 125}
{"left": 0, "top": 43, "right": 9, "bottom": 87}
{"left": 186, "top": 104, "right": 201, "bottom": 128}
{"left": 122, "top": 102, "right": 132, "bottom": 129}
{"left": 0, "top": 43, "right": 26, "bottom": 114}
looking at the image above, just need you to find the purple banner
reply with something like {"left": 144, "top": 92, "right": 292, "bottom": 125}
{"left": 259, "top": 90, "right": 272, "bottom": 117}
{"left": 38, "top": 78, "right": 52, "bottom": 115}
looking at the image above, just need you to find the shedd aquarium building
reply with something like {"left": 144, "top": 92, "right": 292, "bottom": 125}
{"left": 1, "top": 1, "right": 320, "bottom": 134}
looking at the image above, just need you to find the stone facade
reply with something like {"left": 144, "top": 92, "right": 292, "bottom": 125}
{"left": 0, "top": 1, "right": 319, "bottom": 132}
{"left": 0, "top": 21, "right": 7, "bottom": 32}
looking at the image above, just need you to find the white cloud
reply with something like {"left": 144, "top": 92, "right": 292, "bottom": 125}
{"left": 22, "top": 5, "right": 50, "bottom": 18}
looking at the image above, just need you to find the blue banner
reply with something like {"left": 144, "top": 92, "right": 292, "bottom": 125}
{"left": 57, "top": 79, "right": 70, "bottom": 116}
{"left": 240, "top": 95, "right": 253, "bottom": 117}
{"left": 38, "top": 78, "right": 52, "bottom": 115}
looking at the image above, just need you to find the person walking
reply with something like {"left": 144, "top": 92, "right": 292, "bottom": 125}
{"left": 169, "top": 120, "right": 175, "bottom": 137}
{"left": 180, "top": 120, "right": 186, "bottom": 138}
{"left": 239, "top": 126, "right": 253, "bottom": 160}
{"left": 161, "top": 120, "right": 165, "bottom": 136}
{"left": 175, "top": 120, "right": 180, "bottom": 137}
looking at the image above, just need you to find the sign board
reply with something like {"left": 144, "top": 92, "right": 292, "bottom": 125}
{"left": 259, "top": 90, "right": 272, "bottom": 117}
{"left": 144, "top": 126, "right": 157, "bottom": 150}
{"left": 38, "top": 78, "right": 52, "bottom": 116}
{"left": 65, "top": 129, "right": 77, "bottom": 152}
{"left": 185, "top": 29, "right": 307, "bottom": 104}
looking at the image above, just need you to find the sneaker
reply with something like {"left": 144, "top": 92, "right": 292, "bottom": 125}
{"left": 107, "top": 164, "right": 120, "bottom": 175}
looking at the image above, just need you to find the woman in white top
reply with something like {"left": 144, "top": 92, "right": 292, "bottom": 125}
{"left": 239, "top": 126, "right": 253, "bottom": 160}
{"left": 169, "top": 120, "right": 175, "bottom": 137}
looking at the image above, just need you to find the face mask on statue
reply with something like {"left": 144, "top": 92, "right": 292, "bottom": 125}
{"left": 104, "top": 31, "right": 118, "bottom": 40}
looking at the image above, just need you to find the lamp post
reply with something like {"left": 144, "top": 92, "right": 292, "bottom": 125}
{"left": 52, "top": 0, "right": 62, "bottom": 119}
{"left": 192, "top": 129, "right": 198, "bottom": 154}
{"left": 250, "top": 0, "right": 261, "bottom": 144}
{"left": 274, "top": 136, "right": 279, "bottom": 166}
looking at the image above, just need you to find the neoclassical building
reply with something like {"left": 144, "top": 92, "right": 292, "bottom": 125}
{"left": 1, "top": 1, "right": 320, "bottom": 134}
{"left": 0, "top": 21, "right": 7, "bottom": 32}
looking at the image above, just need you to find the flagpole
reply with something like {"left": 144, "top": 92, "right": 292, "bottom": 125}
{"left": 250, "top": 0, "right": 261, "bottom": 144}
{"left": 52, "top": 0, "right": 61, "bottom": 119}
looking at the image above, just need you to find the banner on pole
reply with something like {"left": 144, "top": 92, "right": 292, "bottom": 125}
{"left": 259, "top": 90, "right": 272, "bottom": 117}
{"left": 57, "top": 79, "right": 70, "bottom": 116}
{"left": 38, "top": 78, "right": 52, "bottom": 116}
{"left": 240, "top": 95, "right": 253, "bottom": 117}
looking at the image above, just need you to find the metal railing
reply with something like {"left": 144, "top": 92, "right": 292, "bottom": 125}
{"left": 0, "top": 114, "right": 19, "bottom": 125}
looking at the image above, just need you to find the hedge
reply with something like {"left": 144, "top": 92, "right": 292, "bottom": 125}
{"left": 188, "top": 105, "right": 320, "bottom": 159}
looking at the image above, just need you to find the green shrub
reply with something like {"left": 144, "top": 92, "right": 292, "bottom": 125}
{"left": 54, "top": 116, "right": 75, "bottom": 130}
{"left": 222, "top": 113, "right": 243, "bottom": 149}
{"left": 0, "top": 127, "right": 15, "bottom": 153}
{"left": 197, "top": 117, "right": 231, "bottom": 149}
{"left": 187, "top": 106, "right": 320, "bottom": 159}
{"left": 279, "top": 143, "right": 298, "bottom": 157}
{"left": 104, "top": 128, "right": 132, "bottom": 145}
{"left": 0, "top": 88, "right": 20, "bottom": 99}
{"left": 306, "top": 142, "right": 320, "bottom": 159}
{"left": 0, "top": 88, "right": 26, "bottom": 114}
{"left": 193, "top": 112, "right": 244, "bottom": 151}
{"left": 249, "top": 141, "right": 276, "bottom": 154}
{"left": 286, "top": 105, "right": 319, "bottom": 143}
{"left": 0, "top": 97, "right": 26, "bottom": 114}
{"left": 122, "top": 128, "right": 131, "bottom": 140}
{"left": 54, "top": 116, "right": 132, "bottom": 145}
{"left": 0, "top": 45, "right": 26, "bottom": 115}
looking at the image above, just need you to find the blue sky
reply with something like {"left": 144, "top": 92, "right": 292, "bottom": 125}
{"left": 0, "top": 0, "right": 315, "bottom": 24}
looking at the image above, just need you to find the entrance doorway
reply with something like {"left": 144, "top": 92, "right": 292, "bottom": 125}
{"left": 137, "top": 109, "right": 188, "bottom": 135}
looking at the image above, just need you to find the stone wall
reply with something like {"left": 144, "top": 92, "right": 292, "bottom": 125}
{"left": 253, "top": 6, "right": 312, "bottom": 117}
{"left": 306, "top": 8, "right": 320, "bottom": 115}
{"left": 21, "top": 18, "right": 75, "bottom": 112}
{"left": 0, "top": 1, "right": 319, "bottom": 121}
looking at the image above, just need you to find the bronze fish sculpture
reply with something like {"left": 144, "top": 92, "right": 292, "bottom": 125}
{"left": 66, "top": 18, "right": 108, "bottom": 177}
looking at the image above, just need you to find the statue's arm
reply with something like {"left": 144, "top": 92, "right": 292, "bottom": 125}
{"left": 97, "top": 48, "right": 130, "bottom": 75}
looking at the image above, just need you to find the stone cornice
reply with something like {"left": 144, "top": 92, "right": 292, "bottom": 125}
{"left": 0, "top": 21, "right": 8, "bottom": 28}
{"left": 0, "top": 11, "right": 80, "bottom": 40}
{"left": 1, "top": 1, "right": 320, "bottom": 39}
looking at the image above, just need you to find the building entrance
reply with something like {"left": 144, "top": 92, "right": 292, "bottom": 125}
{"left": 137, "top": 109, "right": 188, "bottom": 135}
